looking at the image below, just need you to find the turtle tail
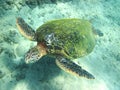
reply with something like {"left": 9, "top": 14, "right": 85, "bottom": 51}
{"left": 56, "top": 56, "right": 95, "bottom": 79}
{"left": 16, "top": 17, "right": 36, "bottom": 41}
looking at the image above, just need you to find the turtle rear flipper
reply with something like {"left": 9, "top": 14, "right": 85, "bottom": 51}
{"left": 16, "top": 17, "right": 36, "bottom": 41}
{"left": 56, "top": 56, "right": 95, "bottom": 79}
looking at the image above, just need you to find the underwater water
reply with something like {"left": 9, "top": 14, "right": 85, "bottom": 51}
{"left": 0, "top": 0, "right": 120, "bottom": 90}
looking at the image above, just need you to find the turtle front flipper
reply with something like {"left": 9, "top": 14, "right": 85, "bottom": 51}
{"left": 16, "top": 17, "right": 36, "bottom": 41}
{"left": 55, "top": 56, "right": 95, "bottom": 79}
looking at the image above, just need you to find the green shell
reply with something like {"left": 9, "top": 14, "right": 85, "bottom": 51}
{"left": 35, "top": 19, "right": 95, "bottom": 59}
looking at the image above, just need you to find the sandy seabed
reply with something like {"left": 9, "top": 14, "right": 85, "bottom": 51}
{"left": 0, "top": 0, "right": 120, "bottom": 90}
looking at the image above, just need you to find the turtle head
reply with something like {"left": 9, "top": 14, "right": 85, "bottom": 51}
{"left": 25, "top": 45, "right": 47, "bottom": 63}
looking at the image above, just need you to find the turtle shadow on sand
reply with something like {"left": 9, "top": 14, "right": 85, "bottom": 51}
{"left": 25, "top": 56, "right": 61, "bottom": 82}
{"left": 23, "top": 56, "right": 62, "bottom": 90}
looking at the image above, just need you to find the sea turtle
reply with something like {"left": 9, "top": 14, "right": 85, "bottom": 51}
{"left": 16, "top": 17, "right": 95, "bottom": 79}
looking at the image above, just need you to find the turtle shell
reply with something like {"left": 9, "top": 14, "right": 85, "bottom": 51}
{"left": 35, "top": 19, "right": 95, "bottom": 59}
